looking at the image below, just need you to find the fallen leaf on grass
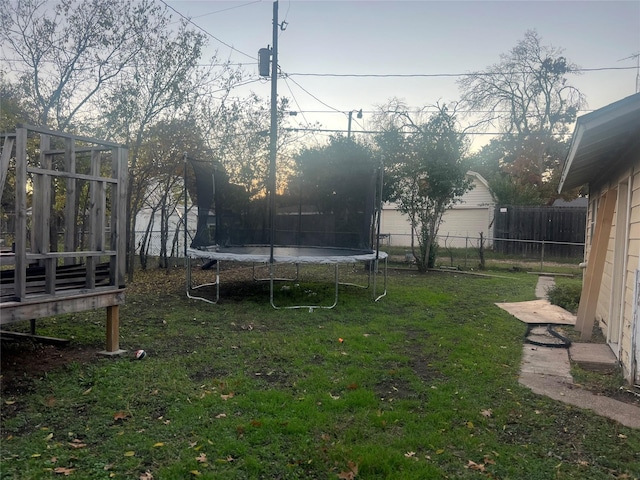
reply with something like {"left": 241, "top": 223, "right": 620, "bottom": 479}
{"left": 196, "top": 453, "right": 207, "bottom": 463}
{"left": 220, "top": 393, "right": 234, "bottom": 401}
{"left": 152, "top": 442, "right": 164, "bottom": 448}
{"left": 466, "top": 460, "right": 486, "bottom": 472}
{"left": 124, "top": 451, "right": 135, "bottom": 457}
{"left": 44, "top": 433, "right": 54, "bottom": 441}
{"left": 337, "top": 461, "right": 358, "bottom": 479}
{"left": 68, "top": 439, "right": 87, "bottom": 449}
{"left": 480, "top": 409, "right": 492, "bottom": 418}
{"left": 190, "top": 471, "right": 201, "bottom": 476}
{"left": 54, "top": 467, "right": 77, "bottom": 476}
{"left": 215, "top": 413, "right": 227, "bottom": 419}
{"left": 113, "top": 411, "right": 130, "bottom": 421}
{"left": 404, "top": 451, "right": 416, "bottom": 458}
{"left": 140, "top": 471, "right": 154, "bottom": 480}
{"left": 82, "top": 388, "right": 92, "bottom": 396}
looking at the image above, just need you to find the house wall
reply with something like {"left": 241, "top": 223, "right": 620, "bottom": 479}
{"left": 380, "top": 172, "right": 495, "bottom": 248}
{"left": 587, "top": 154, "right": 640, "bottom": 384}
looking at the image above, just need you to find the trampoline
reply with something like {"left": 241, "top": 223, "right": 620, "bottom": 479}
{"left": 183, "top": 143, "right": 387, "bottom": 309}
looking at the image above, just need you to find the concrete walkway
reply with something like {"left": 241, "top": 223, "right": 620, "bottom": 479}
{"left": 512, "top": 276, "right": 640, "bottom": 429}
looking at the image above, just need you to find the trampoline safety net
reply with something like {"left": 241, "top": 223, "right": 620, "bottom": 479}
{"left": 187, "top": 156, "right": 381, "bottom": 253}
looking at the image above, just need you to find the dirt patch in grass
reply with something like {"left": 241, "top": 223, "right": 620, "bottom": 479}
{"left": 0, "top": 341, "right": 100, "bottom": 396}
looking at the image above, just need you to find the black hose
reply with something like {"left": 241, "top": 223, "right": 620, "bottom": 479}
{"left": 524, "top": 323, "right": 572, "bottom": 348}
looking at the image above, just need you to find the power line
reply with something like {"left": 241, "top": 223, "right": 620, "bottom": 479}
{"left": 285, "top": 66, "right": 638, "bottom": 78}
{"left": 283, "top": 127, "right": 572, "bottom": 137}
{"left": 284, "top": 75, "right": 343, "bottom": 113}
{"left": 282, "top": 76, "right": 317, "bottom": 134}
{"left": 158, "top": 0, "right": 256, "bottom": 62}
{"left": 189, "top": 1, "right": 263, "bottom": 20}
{"left": 284, "top": 108, "right": 599, "bottom": 115}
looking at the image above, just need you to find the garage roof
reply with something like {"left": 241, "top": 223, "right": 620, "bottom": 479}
{"left": 558, "top": 93, "right": 640, "bottom": 192}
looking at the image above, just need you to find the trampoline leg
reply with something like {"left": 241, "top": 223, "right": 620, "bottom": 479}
{"left": 269, "top": 262, "right": 339, "bottom": 311}
{"left": 186, "top": 255, "right": 220, "bottom": 304}
{"left": 374, "top": 256, "right": 388, "bottom": 302}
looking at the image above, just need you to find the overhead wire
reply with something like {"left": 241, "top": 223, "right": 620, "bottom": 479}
{"left": 284, "top": 66, "right": 638, "bottom": 78}
{"left": 189, "top": 1, "right": 263, "bottom": 20}
{"left": 158, "top": 0, "right": 256, "bottom": 62}
{"left": 282, "top": 76, "right": 322, "bottom": 146}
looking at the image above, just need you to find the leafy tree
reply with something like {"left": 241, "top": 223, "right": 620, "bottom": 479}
{"left": 202, "top": 94, "right": 293, "bottom": 202}
{"left": 287, "top": 136, "right": 378, "bottom": 249}
{"left": 459, "top": 30, "right": 585, "bottom": 204}
{"left": 376, "top": 103, "right": 472, "bottom": 272}
{"left": 469, "top": 133, "right": 573, "bottom": 205}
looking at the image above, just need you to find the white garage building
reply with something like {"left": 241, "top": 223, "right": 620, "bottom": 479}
{"left": 380, "top": 171, "right": 495, "bottom": 248}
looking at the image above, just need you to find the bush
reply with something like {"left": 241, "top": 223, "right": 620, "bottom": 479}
{"left": 547, "top": 282, "right": 582, "bottom": 313}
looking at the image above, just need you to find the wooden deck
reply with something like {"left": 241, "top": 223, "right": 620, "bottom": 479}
{"left": 0, "top": 262, "right": 125, "bottom": 324}
{"left": 1, "top": 125, "right": 128, "bottom": 352}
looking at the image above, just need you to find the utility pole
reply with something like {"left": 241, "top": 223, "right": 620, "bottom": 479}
{"left": 268, "top": 1, "right": 278, "bottom": 262}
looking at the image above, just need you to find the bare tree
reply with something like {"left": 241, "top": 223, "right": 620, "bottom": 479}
{"left": 0, "top": 0, "right": 168, "bottom": 130}
{"left": 458, "top": 30, "right": 586, "bottom": 136}
{"left": 460, "top": 30, "right": 586, "bottom": 205}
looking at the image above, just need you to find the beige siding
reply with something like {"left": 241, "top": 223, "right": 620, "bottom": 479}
{"left": 380, "top": 172, "right": 495, "bottom": 248}
{"left": 587, "top": 155, "right": 640, "bottom": 383}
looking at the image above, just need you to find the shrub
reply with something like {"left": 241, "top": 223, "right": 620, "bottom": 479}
{"left": 547, "top": 282, "right": 582, "bottom": 313}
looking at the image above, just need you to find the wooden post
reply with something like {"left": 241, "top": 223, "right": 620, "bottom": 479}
{"left": 63, "top": 137, "right": 76, "bottom": 265}
{"left": 575, "top": 190, "right": 618, "bottom": 340}
{"left": 105, "top": 305, "right": 120, "bottom": 353}
{"left": 14, "top": 127, "right": 27, "bottom": 301}
{"left": 0, "top": 136, "right": 14, "bottom": 199}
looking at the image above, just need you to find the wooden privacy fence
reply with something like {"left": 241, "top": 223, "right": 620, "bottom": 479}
{"left": 0, "top": 125, "right": 127, "bottom": 353}
{"left": 493, "top": 205, "right": 586, "bottom": 257}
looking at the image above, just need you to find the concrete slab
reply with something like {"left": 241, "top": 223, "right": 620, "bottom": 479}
{"left": 98, "top": 349, "right": 127, "bottom": 357}
{"left": 570, "top": 343, "right": 618, "bottom": 373}
{"left": 519, "top": 372, "right": 640, "bottom": 429}
{"left": 496, "top": 299, "right": 576, "bottom": 325}
{"left": 535, "top": 276, "right": 555, "bottom": 299}
{"left": 520, "top": 344, "right": 572, "bottom": 380}
{"left": 512, "top": 276, "right": 640, "bottom": 429}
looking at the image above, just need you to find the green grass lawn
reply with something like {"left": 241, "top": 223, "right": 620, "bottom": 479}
{"left": 1, "top": 265, "right": 638, "bottom": 479}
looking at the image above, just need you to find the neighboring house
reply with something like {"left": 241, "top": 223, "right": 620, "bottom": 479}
{"left": 380, "top": 171, "right": 495, "bottom": 248}
{"left": 558, "top": 92, "right": 640, "bottom": 386}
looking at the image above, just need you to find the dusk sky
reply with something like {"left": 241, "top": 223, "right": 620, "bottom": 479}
{"left": 168, "top": 0, "right": 640, "bottom": 145}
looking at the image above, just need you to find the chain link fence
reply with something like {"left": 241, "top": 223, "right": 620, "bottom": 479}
{"left": 378, "top": 232, "right": 585, "bottom": 271}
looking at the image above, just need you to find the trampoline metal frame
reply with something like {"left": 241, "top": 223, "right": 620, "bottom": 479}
{"left": 185, "top": 248, "right": 387, "bottom": 310}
